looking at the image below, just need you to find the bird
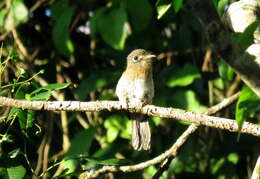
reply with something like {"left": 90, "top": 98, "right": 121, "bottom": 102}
{"left": 116, "top": 49, "right": 155, "bottom": 150}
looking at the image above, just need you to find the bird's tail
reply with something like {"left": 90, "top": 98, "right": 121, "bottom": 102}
{"left": 131, "top": 114, "right": 151, "bottom": 150}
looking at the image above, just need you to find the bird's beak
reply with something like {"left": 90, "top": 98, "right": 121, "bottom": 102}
{"left": 145, "top": 54, "right": 156, "bottom": 59}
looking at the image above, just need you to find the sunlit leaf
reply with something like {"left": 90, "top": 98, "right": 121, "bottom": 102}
{"left": 51, "top": 0, "right": 75, "bottom": 56}
{"left": 166, "top": 63, "right": 200, "bottom": 87}
{"left": 156, "top": 0, "right": 172, "bottom": 19}
{"left": 236, "top": 85, "right": 260, "bottom": 128}
{"left": 96, "top": 7, "right": 127, "bottom": 50}
{"left": 228, "top": 153, "right": 239, "bottom": 165}
{"left": 235, "top": 20, "right": 260, "bottom": 49}
{"left": 8, "top": 148, "right": 21, "bottom": 159}
{"left": 30, "top": 91, "right": 52, "bottom": 100}
{"left": 61, "top": 158, "right": 78, "bottom": 175}
{"left": 210, "top": 158, "right": 225, "bottom": 174}
{"left": 218, "top": 59, "right": 234, "bottom": 81}
{"left": 30, "top": 83, "right": 70, "bottom": 95}
{"left": 7, "top": 164, "right": 26, "bottom": 179}
{"left": 170, "top": 90, "right": 207, "bottom": 113}
{"left": 104, "top": 115, "right": 131, "bottom": 142}
{"left": 0, "top": 0, "right": 28, "bottom": 31}
{"left": 84, "top": 157, "right": 132, "bottom": 166}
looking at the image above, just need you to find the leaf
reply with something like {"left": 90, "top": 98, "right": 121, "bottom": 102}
{"left": 104, "top": 115, "right": 131, "bottom": 142}
{"left": 125, "top": 0, "right": 152, "bottom": 32}
{"left": 156, "top": 0, "right": 172, "bottom": 19}
{"left": 217, "top": 0, "right": 228, "bottom": 15}
{"left": 227, "top": 153, "right": 239, "bottom": 165}
{"left": 51, "top": 0, "right": 75, "bottom": 57}
{"left": 75, "top": 70, "right": 115, "bottom": 100}
{"left": 172, "top": 0, "right": 183, "bottom": 13}
{"left": 30, "top": 83, "right": 70, "bottom": 95}
{"left": 61, "top": 158, "right": 79, "bottom": 175}
{"left": 84, "top": 157, "right": 132, "bottom": 166}
{"left": 236, "top": 85, "right": 260, "bottom": 128}
{"left": 0, "top": 0, "right": 28, "bottom": 31}
{"left": 30, "top": 91, "right": 52, "bottom": 100}
{"left": 210, "top": 157, "right": 226, "bottom": 174}
{"left": 170, "top": 90, "right": 207, "bottom": 113}
{"left": 236, "top": 20, "right": 260, "bottom": 49}
{"left": 8, "top": 148, "right": 21, "bottom": 159}
{"left": 213, "top": 78, "right": 224, "bottom": 90}
{"left": 218, "top": 59, "right": 234, "bottom": 81}
{"left": 106, "top": 127, "right": 119, "bottom": 143}
{"left": 7, "top": 164, "right": 26, "bottom": 179}
{"left": 30, "top": 83, "right": 70, "bottom": 100}
{"left": 26, "top": 109, "right": 36, "bottom": 129}
{"left": 96, "top": 7, "right": 127, "bottom": 50}
{"left": 166, "top": 63, "right": 201, "bottom": 87}
{"left": 67, "top": 126, "right": 96, "bottom": 156}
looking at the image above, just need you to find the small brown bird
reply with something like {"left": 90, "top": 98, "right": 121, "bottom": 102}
{"left": 116, "top": 49, "right": 155, "bottom": 150}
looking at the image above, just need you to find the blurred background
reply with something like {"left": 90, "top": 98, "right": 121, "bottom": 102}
{"left": 0, "top": 0, "right": 259, "bottom": 178}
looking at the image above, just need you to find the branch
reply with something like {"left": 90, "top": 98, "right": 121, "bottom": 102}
{"left": 251, "top": 155, "right": 260, "bottom": 179}
{"left": 79, "top": 92, "right": 240, "bottom": 179}
{"left": 0, "top": 96, "right": 259, "bottom": 137}
{"left": 79, "top": 123, "right": 198, "bottom": 179}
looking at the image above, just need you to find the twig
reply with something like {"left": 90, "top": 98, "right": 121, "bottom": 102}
{"left": 0, "top": 95, "right": 259, "bottom": 137}
{"left": 79, "top": 122, "right": 198, "bottom": 179}
{"left": 11, "top": 29, "right": 29, "bottom": 60}
{"left": 152, "top": 92, "right": 240, "bottom": 178}
{"left": 42, "top": 113, "right": 54, "bottom": 179}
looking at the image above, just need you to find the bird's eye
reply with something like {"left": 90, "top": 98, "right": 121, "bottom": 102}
{"left": 133, "top": 56, "right": 139, "bottom": 62}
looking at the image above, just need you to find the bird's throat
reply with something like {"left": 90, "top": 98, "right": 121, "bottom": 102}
{"left": 124, "top": 64, "right": 152, "bottom": 80}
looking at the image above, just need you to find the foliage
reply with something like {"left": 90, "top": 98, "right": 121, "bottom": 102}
{"left": 0, "top": 0, "right": 259, "bottom": 178}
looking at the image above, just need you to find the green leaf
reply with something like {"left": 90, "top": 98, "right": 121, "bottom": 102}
{"left": 96, "top": 7, "right": 127, "bottom": 50}
{"left": 61, "top": 127, "right": 95, "bottom": 175}
{"left": 30, "top": 83, "right": 70, "bottom": 95}
{"left": 7, "top": 164, "right": 26, "bottom": 179}
{"left": 67, "top": 126, "right": 96, "bottom": 156}
{"left": 236, "top": 85, "right": 260, "bottom": 128}
{"left": 156, "top": 0, "right": 172, "bottom": 19}
{"left": 75, "top": 70, "right": 116, "bottom": 100}
{"left": 8, "top": 148, "right": 21, "bottom": 159}
{"left": 210, "top": 157, "right": 226, "bottom": 174}
{"left": 84, "top": 157, "right": 132, "bottom": 166}
{"left": 104, "top": 115, "right": 131, "bottom": 142}
{"left": 0, "top": 0, "right": 28, "bottom": 31}
{"left": 227, "top": 153, "right": 239, "bottom": 165}
{"left": 106, "top": 127, "right": 119, "bottom": 143}
{"left": 170, "top": 90, "right": 207, "bottom": 113}
{"left": 166, "top": 63, "right": 201, "bottom": 87}
{"left": 172, "top": 0, "right": 183, "bottom": 13}
{"left": 26, "top": 109, "right": 36, "bottom": 129}
{"left": 30, "top": 91, "right": 52, "bottom": 100}
{"left": 236, "top": 20, "right": 260, "bottom": 49}
{"left": 8, "top": 108, "right": 27, "bottom": 130}
{"left": 92, "top": 143, "right": 121, "bottom": 158}
{"left": 61, "top": 158, "right": 79, "bottom": 175}
{"left": 51, "top": 0, "right": 75, "bottom": 57}
{"left": 217, "top": 0, "right": 228, "bottom": 15}
{"left": 218, "top": 59, "right": 234, "bottom": 81}
{"left": 125, "top": 0, "right": 152, "bottom": 32}
{"left": 213, "top": 78, "right": 224, "bottom": 90}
